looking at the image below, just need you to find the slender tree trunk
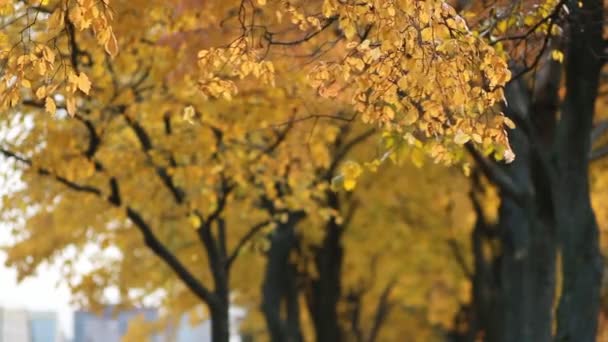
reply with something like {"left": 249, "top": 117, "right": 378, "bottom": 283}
{"left": 554, "top": 1, "right": 604, "bottom": 339}
{"left": 469, "top": 200, "right": 501, "bottom": 342}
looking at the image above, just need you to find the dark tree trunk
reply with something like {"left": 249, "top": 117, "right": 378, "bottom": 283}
{"left": 210, "top": 302, "right": 230, "bottom": 342}
{"left": 468, "top": 191, "right": 502, "bottom": 342}
{"left": 471, "top": 79, "right": 557, "bottom": 342}
{"left": 462, "top": 3, "right": 604, "bottom": 339}
{"left": 261, "top": 213, "right": 305, "bottom": 342}
{"left": 310, "top": 196, "right": 343, "bottom": 342}
{"left": 554, "top": 1, "right": 604, "bottom": 339}
{"left": 210, "top": 269, "right": 230, "bottom": 342}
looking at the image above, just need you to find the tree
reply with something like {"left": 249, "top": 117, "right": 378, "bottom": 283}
{"left": 447, "top": 0, "right": 608, "bottom": 340}
{"left": 12, "top": 0, "right": 596, "bottom": 341}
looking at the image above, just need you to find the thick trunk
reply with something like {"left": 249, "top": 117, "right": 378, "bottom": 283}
{"left": 311, "top": 216, "right": 343, "bottom": 342}
{"left": 474, "top": 80, "right": 557, "bottom": 342}
{"left": 210, "top": 303, "right": 230, "bottom": 342}
{"left": 554, "top": 1, "right": 604, "bottom": 339}
{"left": 285, "top": 261, "right": 302, "bottom": 341}
{"left": 261, "top": 213, "right": 304, "bottom": 342}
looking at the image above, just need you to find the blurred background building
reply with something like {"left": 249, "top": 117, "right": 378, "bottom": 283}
{"left": 73, "top": 306, "right": 159, "bottom": 342}
{"left": 73, "top": 305, "right": 245, "bottom": 342}
{"left": 0, "top": 307, "right": 64, "bottom": 342}
{"left": 0, "top": 305, "right": 245, "bottom": 342}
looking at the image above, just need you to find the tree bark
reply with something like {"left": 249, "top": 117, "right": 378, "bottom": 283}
{"left": 554, "top": 1, "right": 604, "bottom": 339}
{"left": 210, "top": 302, "right": 230, "bottom": 342}
{"left": 262, "top": 212, "right": 305, "bottom": 342}
{"left": 310, "top": 193, "right": 344, "bottom": 342}
{"left": 474, "top": 79, "right": 557, "bottom": 342}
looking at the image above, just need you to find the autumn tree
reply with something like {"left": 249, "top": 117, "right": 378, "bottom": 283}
{"left": 0, "top": 0, "right": 522, "bottom": 341}
{"left": 439, "top": 0, "right": 608, "bottom": 340}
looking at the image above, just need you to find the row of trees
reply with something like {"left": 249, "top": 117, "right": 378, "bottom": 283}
{"left": 1, "top": 0, "right": 608, "bottom": 341}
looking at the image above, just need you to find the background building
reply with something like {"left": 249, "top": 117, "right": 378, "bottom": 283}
{"left": 74, "top": 305, "right": 245, "bottom": 342}
{"left": 29, "top": 311, "right": 60, "bottom": 342}
{"left": 0, "top": 307, "right": 63, "bottom": 342}
{"left": 0, "top": 308, "right": 30, "bottom": 342}
{"left": 73, "top": 306, "right": 158, "bottom": 342}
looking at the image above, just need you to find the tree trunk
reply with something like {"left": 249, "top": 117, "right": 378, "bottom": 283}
{"left": 262, "top": 213, "right": 304, "bottom": 342}
{"left": 474, "top": 79, "right": 557, "bottom": 342}
{"left": 210, "top": 303, "right": 230, "bottom": 342}
{"left": 469, "top": 205, "right": 501, "bottom": 342}
{"left": 554, "top": 1, "right": 604, "bottom": 339}
{"left": 310, "top": 215, "right": 343, "bottom": 342}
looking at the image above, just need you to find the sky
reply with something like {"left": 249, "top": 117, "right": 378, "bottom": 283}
{"left": 0, "top": 125, "right": 74, "bottom": 338}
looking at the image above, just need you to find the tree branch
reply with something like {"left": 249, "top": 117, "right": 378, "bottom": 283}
{"left": 0, "top": 148, "right": 103, "bottom": 196}
{"left": 466, "top": 144, "right": 529, "bottom": 204}
{"left": 226, "top": 219, "right": 271, "bottom": 270}
{"left": 121, "top": 112, "right": 185, "bottom": 203}
{"left": 447, "top": 239, "right": 473, "bottom": 279}
{"left": 367, "top": 279, "right": 397, "bottom": 342}
{"left": 0, "top": 147, "right": 216, "bottom": 307}
{"left": 328, "top": 129, "right": 375, "bottom": 178}
{"left": 126, "top": 207, "right": 216, "bottom": 305}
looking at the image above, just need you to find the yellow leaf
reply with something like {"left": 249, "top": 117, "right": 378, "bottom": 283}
{"left": 77, "top": 72, "right": 91, "bottom": 95}
{"left": 504, "top": 148, "right": 515, "bottom": 163}
{"left": 551, "top": 50, "right": 564, "bottom": 63}
{"left": 344, "top": 178, "right": 357, "bottom": 191}
{"left": 383, "top": 106, "right": 395, "bottom": 119}
{"left": 189, "top": 214, "right": 201, "bottom": 228}
{"left": 47, "top": 8, "right": 64, "bottom": 31}
{"left": 340, "top": 17, "right": 357, "bottom": 39}
{"left": 454, "top": 130, "right": 470, "bottom": 145}
{"left": 183, "top": 105, "right": 197, "bottom": 124}
{"left": 104, "top": 29, "right": 118, "bottom": 57}
{"left": 66, "top": 96, "right": 76, "bottom": 117}
{"left": 410, "top": 148, "right": 425, "bottom": 168}
{"left": 322, "top": 0, "right": 336, "bottom": 17}
{"left": 497, "top": 20, "right": 507, "bottom": 33}
{"left": 45, "top": 97, "right": 56, "bottom": 115}
{"left": 341, "top": 160, "right": 362, "bottom": 191}
{"left": 503, "top": 117, "right": 516, "bottom": 129}
{"left": 35, "top": 86, "right": 47, "bottom": 100}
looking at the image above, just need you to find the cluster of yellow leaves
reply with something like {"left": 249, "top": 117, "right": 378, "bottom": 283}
{"left": 491, "top": 0, "right": 562, "bottom": 37}
{"left": 330, "top": 160, "right": 362, "bottom": 191}
{"left": 191, "top": 0, "right": 514, "bottom": 193}
{"left": 308, "top": 0, "right": 513, "bottom": 166}
{"left": 0, "top": 0, "right": 116, "bottom": 115}
{"left": 197, "top": 38, "right": 275, "bottom": 100}
{"left": 0, "top": 0, "right": 537, "bottom": 338}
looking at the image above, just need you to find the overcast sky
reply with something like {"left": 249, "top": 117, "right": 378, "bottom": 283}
{"left": 0, "top": 131, "right": 74, "bottom": 338}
